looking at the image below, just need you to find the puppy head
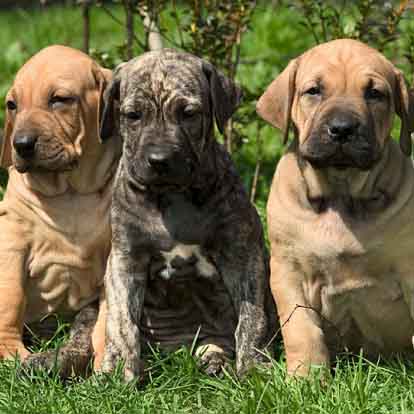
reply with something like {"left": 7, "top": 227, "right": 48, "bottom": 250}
{"left": 1, "top": 45, "right": 111, "bottom": 173}
{"left": 100, "top": 49, "right": 241, "bottom": 191}
{"left": 257, "top": 39, "right": 414, "bottom": 170}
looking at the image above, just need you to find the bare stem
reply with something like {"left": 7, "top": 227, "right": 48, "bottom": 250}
{"left": 123, "top": 0, "right": 135, "bottom": 59}
{"left": 99, "top": 3, "right": 145, "bottom": 50}
{"left": 250, "top": 123, "right": 263, "bottom": 204}
{"left": 82, "top": 1, "right": 90, "bottom": 54}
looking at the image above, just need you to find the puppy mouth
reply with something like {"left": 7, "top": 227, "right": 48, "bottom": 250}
{"left": 14, "top": 157, "right": 79, "bottom": 174}
{"left": 303, "top": 150, "right": 376, "bottom": 171}
{"left": 133, "top": 158, "right": 195, "bottom": 192}
{"left": 300, "top": 136, "right": 378, "bottom": 171}
{"left": 303, "top": 149, "right": 359, "bottom": 169}
{"left": 15, "top": 163, "right": 30, "bottom": 173}
{"left": 136, "top": 176, "right": 192, "bottom": 193}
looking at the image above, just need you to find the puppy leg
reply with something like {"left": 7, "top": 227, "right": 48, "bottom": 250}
{"left": 270, "top": 256, "right": 330, "bottom": 377}
{"left": 214, "top": 236, "right": 273, "bottom": 376}
{"left": 92, "top": 292, "right": 106, "bottom": 371}
{"left": 22, "top": 303, "right": 98, "bottom": 378}
{"left": 101, "top": 251, "right": 149, "bottom": 381}
{"left": 0, "top": 252, "right": 30, "bottom": 361}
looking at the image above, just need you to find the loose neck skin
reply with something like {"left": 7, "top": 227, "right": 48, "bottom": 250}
{"left": 295, "top": 139, "right": 409, "bottom": 213}
{"left": 16, "top": 136, "right": 121, "bottom": 197}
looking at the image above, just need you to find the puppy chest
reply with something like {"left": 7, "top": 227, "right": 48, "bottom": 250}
{"left": 151, "top": 244, "right": 218, "bottom": 281}
{"left": 26, "top": 229, "right": 109, "bottom": 318}
{"left": 154, "top": 192, "right": 216, "bottom": 244}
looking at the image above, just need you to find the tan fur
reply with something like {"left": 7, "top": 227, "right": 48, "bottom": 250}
{"left": 0, "top": 45, "right": 121, "bottom": 365}
{"left": 257, "top": 39, "right": 414, "bottom": 376}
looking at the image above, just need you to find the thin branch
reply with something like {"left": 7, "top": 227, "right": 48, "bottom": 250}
{"left": 99, "top": 3, "right": 146, "bottom": 50}
{"left": 265, "top": 303, "right": 343, "bottom": 350}
{"left": 230, "top": 24, "right": 242, "bottom": 79}
{"left": 224, "top": 120, "right": 233, "bottom": 154}
{"left": 298, "top": 0, "right": 320, "bottom": 44}
{"left": 99, "top": 3, "right": 125, "bottom": 28}
{"left": 123, "top": 0, "right": 135, "bottom": 59}
{"left": 82, "top": 1, "right": 91, "bottom": 54}
{"left": 318, "top": 3, "right": 328, "bottom": 41}
{"left": 250, "top": 123, "right": 263, "bottom": 203}
{"left": 139, "top": 3, "right": 163, "bottom": 51}
{"left": 171, "top": 0, "right": 185, "bottom": 49}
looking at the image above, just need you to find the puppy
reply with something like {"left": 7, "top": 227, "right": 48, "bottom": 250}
{"left": 99, "top": 49, "right": 276, "bottom": 380}
{"left": 257, "top": 38, "right": 414, "bottom": 376}
{"left": 0, "top": 45, "right": 121, "bottom": 376}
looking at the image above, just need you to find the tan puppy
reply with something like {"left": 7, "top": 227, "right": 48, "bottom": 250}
{"left": 257, "top": 39, "right": 414, "bottom": 376}
{"left": 0, "top": 45, "right": 121, "bottom": 375}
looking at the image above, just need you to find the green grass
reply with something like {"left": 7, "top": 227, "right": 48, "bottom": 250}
{"left": 3, "top": 351, "right": 414, "bottom": 413}
{"left": 1, "top": 3, "right": 414, "bottom": 413}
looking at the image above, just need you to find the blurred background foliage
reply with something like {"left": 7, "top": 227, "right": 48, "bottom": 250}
{"left": 0, "top": 0, "right": 414, "bottom": 217}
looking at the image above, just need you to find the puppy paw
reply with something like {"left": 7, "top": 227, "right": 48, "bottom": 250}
{"left": 100, "top": 346, "right": 121, "bottom": 373}
{"left": 20, "top": 347, "right": 92, "bottom": 379}
{"left": 235, "top": 350, "right": 273, "bottom": 377}
{"left": 202, "top": 351, "right": 229, "bottom": 376}
{"left": 20, "top": 351, "right": 57, "bottom": 375}
{"left": 196, "top": 344, "right": 230, "bottom": 376}
{"left": 101, "top": 346, "right": 142, "bottom": 382}
{"left": 123, "top": 359, "right": 142, "bottom": 382}
{"left": 0, "top": 343, "right": 30, "bottom": 361}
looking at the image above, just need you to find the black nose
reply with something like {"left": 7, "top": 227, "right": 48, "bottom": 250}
{"left": 13, "top": 135, "right": 37, "bottom": 159}
{"left": 327, "top": 116, "right": 360, "bottom": 142}
{"left": 147, "top": 151, "right": 171, "bottom": 174}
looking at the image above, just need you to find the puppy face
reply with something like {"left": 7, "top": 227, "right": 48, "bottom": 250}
{"left": 119, "top": 56, "right": 208, "bottom": 189}
{"left": 100, "top": 49, "right": 241, "bottom": 191}
{"left": 257, "top": 39, "right": 413, "bottom": 169}
{"left": 1, "top": 45, "right": 110, "bottom": 173}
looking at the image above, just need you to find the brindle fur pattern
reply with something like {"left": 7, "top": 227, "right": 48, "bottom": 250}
{"left": 22, "top": 303, "right": 98, "bottom": 379}
{"left": 100, "top": 49, "right": 276, "bottom": 380}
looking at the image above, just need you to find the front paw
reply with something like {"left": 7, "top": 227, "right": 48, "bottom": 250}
{"left": 200, "top": 351, "right": 229, "bottom": 376}
{"left": 20, "top": 351, "right": 57, "bottom": 375}
{"left": 196, "top": 344, "right": 231, "bottom": 376}
{"left": 0, "top": 343, "right": 30, "bottom": 361}
{"left": 236, "top": 351, "right": 271, "bottom": 377}
{"left": 20, "top": 348, "right": 91, "bottom": 379}
{"left": 101, "top": 346, "right": 141, "bottom": 382}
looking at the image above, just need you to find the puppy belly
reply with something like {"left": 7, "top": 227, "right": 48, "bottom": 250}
{"left": 140, "top": 277, "right": 236, "bottom": 351}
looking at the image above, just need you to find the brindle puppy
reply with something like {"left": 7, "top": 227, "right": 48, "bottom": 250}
{"left": 99, "top": 49, "right": 276, "bottom": 380}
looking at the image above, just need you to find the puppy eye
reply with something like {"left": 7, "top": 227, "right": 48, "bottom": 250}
{"left": 50, "top": 96, "right": 76, "bottom": 109}
{"left": 365, "top": 88, "right": 385, "bottom": 100}
{"left": 125, "top": 111, "right": 143, "bottom": 121}
{"left": 304, "top": 86, "right": 321, "bottom": 96}
{"left": 6, "top": 100, "right": 17, "bottom": 111}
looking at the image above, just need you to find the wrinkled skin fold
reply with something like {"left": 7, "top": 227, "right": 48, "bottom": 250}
{"left": 0, "top": 45, "right": 121, "bottom": 377}
{"left": 257, "top": 38, "right": 414, "bottom": 377}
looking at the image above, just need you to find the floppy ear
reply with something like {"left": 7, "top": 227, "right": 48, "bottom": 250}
{"left": 92, "top": 65, "right": 112, "bottom": 142}
{"left": 202, "top": 62, "right": 242, "bottom": 134}
{"left": 256, "top": 59, "right": 299, "bottom": 145}
{"left": 394, "top": 69, "right": 413, "bottom": 157}
{"left": 99, "top": 63, "right": 126, "bottom": 142}
{"left": 0, "top": 108, "right": 14, "bottom": 169}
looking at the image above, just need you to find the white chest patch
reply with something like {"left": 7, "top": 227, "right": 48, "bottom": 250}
{"left": 160, "top": 244, "right": 217, "bottom": 280}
